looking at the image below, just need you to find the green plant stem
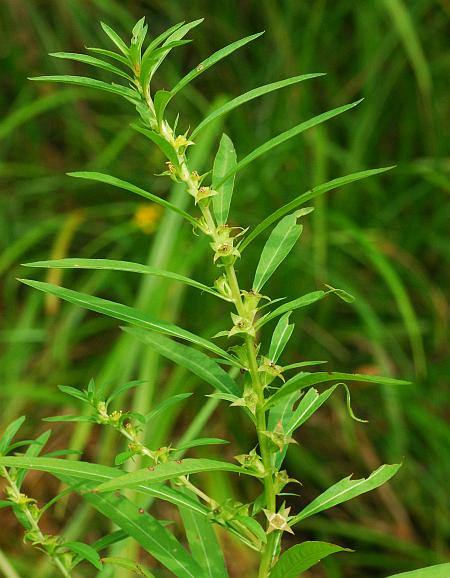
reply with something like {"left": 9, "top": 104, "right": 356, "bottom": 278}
{"left": 1, "top": 468, "right": 72, "bottom": 578}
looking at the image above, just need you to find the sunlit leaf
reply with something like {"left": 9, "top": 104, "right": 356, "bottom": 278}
{"left": 269, "top": 541, "right": 350, "bottom": 578}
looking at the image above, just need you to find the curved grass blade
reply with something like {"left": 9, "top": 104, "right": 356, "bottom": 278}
{"left": 267, "top": 371, "right": 411, "bottom": 407}
{"left": 50, "top": 52, "right": 133, "bottom": 81}
{"left": 291, "top": 463, "right": 401, "bottom": 525}
{"left": 256, "top": 291, "right": 326, "bottom": 329}
{"left": 23, "top": 258, "right": 224, "bottom": 300}
{"left": 253, "top": 211, "right": 303, "bottom": 292}
{"left": 191, "top": 73, "right": 325, "bottom": 139}
{"left": 67, "top": 172, "right": 197, "bottom": 225}
{"left": 212, "top": 134, "right": 237, "bottom": 225}
{"left": 28, "top": 76, "right": 139, "bottom": 103}
{"left": 95, "top": 458, "right": 256, "bottom": 493}
{"left": 214, "top": 99, "right": 363, "bottom": 190}
{"left": 240, "top": 167, "right": 395, "bottom": 252}
{"left": 124, "top": 328, "right": 240, "bottom": 394}
{"left": 269, "top": 541, "right": 351, "bottom": 578}
{"left": 18, "top": 279, "right": 239, "bottom": 365}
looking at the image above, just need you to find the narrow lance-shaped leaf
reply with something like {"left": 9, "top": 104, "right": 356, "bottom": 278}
{"left": 132, "top": 125, "right": 180, "bottom": 166}
{"left": 0, "top": 416, "right": 25, "bottom": 455}
{"left": 253, "top": 211, "right": 303, "bottom": 292}
{"left": 66, "top": 542, "right": 102, "bottom": 571}
{"left": 267, "top": 371, "right": 411, "bottom": 406}
{"left": 23, "top": 258, "right": 225, "bottom": 300}
{"left": 86, "top": 47, "right": 129, "bottom": 66}
{"left": 269, "top": 541, "right": 351, "bottom": 578}
{"left": 158, "top": 31, "right": 264, "bottom": 120}
{"left": 18, "top": 279, "right": 240, "bottom": 366}
{"left": 268, "top": 313, "right": 294, "bottom": 363}
{"left": 95, "top": 457, "right": 257, "bottom": 493}
{"left": 101, "top": 557, "right": 155, "bottom": 578}
{"left": 191, "top": 73, "right": 326, "bottom": 139}
{"left": 50, "top": 52, "right": 133, "bottom": 81}
{"left": 212, "top": 133, "right": 237, "bottom": 225}
{"left": 214, "top": 99, "right": 364, "bottom": 190}
{"left": 385, "top": 564, "right": 450, "bottom": 578}
{"left": 100, "top": 21, "right": 129, "bottom": 56}
{"left": 257, "top": 291, "right": 326, "bottom": 328}
{"left": 240, "top": 166, "right": 395, "bottom": 252}
{"left": 66, "top": 172, "right": 197, "bottom": 226}
{"left": 291, "top": 463, "right": 401, "bottom": 525}
{"left": 124, "top": 327, "right": 240, "bottom": 395}
{"left": 28, "top": 76, "right": 139, "bottom": 103}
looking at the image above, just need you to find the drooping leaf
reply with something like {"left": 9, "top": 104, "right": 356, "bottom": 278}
{"left": 24, "top": 258, "right": 224, "bottom": 300}
{"left": 240, "top": 167, "right": 395, "bottom": 251}
{"left": 28, "top": 76, "right": 139, "bottom": 103}
{"left": 125, "top": 328, "right": 240, "bottom": 395}
{"left": 253, "top": 211, "right": 303, "bottom": 292}
{"left": 19, "top": 280, "right": 238, "bottom": 365}
{"left": 95, "top": 458, "right": 255, "bottom": 493}
{"left": 269, "top": 541, "right": 350, "bottom": 578}
{"left": 0, "top": 416, "right": 26, "bottom": 455}
{"left": 191, "top": 73, "right": 325, "bottom": 139}
{"left": 214, "top": 100, "right": 364, "bottom": 190}
{"left": 268, "top": 313, "right": 294, "bottom": 363}
{"left": 0, "top": 456, "right": 210, "bottom": 518}
{"left": 178, "top": 489, "right": 229, "bottom": 578}
{"left": 50, "top": 52, "right": 133, "bottom": 81}
{"left": 212, "top": 134, "right": 237, "bottom": 225}
{"left": 66, "top": 541, "right": 102, "bottom": 570}
{"left": 385, "top": 564, "right": 450, "bottom": 578}
{"left": 267, "top": 371, "right": 411, "bottom": 407}
{"left": 66, "top": 172, "right": 197, "bottom": 225}
{"left": 291, "top": 463, "right": 401, "bottom": 524}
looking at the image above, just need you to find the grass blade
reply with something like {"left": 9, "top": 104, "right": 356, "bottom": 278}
{"left": 191, "top": 73, "right": 325, "bottom": 139}
{"left": 240, "top": 167, "right": 395, "bottom": 252}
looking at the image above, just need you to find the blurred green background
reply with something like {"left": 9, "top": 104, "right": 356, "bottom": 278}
{"left": 0, "top": 1, "right": 449, "bottom": 577}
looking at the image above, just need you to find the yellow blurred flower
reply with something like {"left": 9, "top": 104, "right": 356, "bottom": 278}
{"left": 133, "top": 204, "right": 163, "bottom": 234}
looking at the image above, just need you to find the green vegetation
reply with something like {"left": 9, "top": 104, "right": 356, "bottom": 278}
{"left": 0, "top": 3, "right": 448, "bottom": 578}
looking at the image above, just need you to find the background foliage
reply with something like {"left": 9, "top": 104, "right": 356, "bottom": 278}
{"left": 0, "top": 1, "right": 448, "bottom": 577}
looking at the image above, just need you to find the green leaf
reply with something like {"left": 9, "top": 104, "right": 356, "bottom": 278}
{"left": 43, "top": 415, "right": 97, "bottom": 423}
{"left": 100, "top": 22, "right": 129, "bottom": 56}
{"left": 240, "top": 167, "right": 394, "bottom": 252}
{"left": 291, "top": 463, "right": 401, "bottom": 524}
{"left": 28, "top": 76, "right": 139, "bottom": 102}
{"left": 106, "top": 380, "right": 147, "bottom": 405}
{"left": 285, "top": 385, "right": 338, "bottom": 435}
{"left": 0, "top": 416, "right": 25, "bottom": 455}
{"left": 66, "top": 172, "right": 197, "bottom": 225}
{"left": 75, "top": 480, "right": 204, "bottom": 578}
{"left": 16, "top": 430, "right": 51, "bottom": 489}
{"left": 140, "top": 41, "right": 192, "bottom": 90}
{"left": 269, "top": 541, "right": 350, "bottom": 578}
{"left": 101, "top": 557, "right": 155, "bottom": 577}
{"left": 214, "top": 99, "right": 363, "bottom": 190}
{"left": 132, "top": 124, "right": 180, "bottom": 166}
{"left": 66, "top": 541, "right": 102, "bottom": 570}
{"left": 178, "top": 489, "right": 228, "bottom": 578}
{"left": 0, "top": 456, "right": 210, "bottom": 518}
{"left": 24, "top": 258, "right": 224, "bottom": 300}
{"left": 154, "top": 90, "right": 172, "bottom": 127}
{"left": 212, "top": 134, "right": 237, "bottom": 225}
{"left": 86, "top": 47, "right": 129, "bottom": 66}
{"left": 125, "top": 328, "right": 240, "bottom": 395}
{"left": 324, "top": 284, "right": 355, "bottom": 303}
{"left": 257, "top": 291, "right": 326, "bottom": 328}
{"left": 176, "top": 438, "right": 229, "bottom": 451}
{"left": 268, "top": 313, "right": 294, "bottom": 363}
{"left": 171, "top": 32, "right": 264, "bottom": 99}
{"left": 95, "top": 458, "right": 255, "bottom": 493}
{"left": 19, "top": 279, "right": 238, "bottom": 365}
{"left": 191, "top": 73, "right": 325, "bottom": 139}
{"left": 57, "top": 384, "right": 89, "bottom": 403}
{"left": 267, "top": 371, "right": 411, "bottom": 407}
{"left": 50, "top": 52, "right": 133, "bottom": 81}
{"left": 253, "top": 211, "right": 303, "bottom": 292}
{"left": 146, "top": 393, "right": 193, "bottom": 421}
{"left": 386, "top": 564, "right": 450, "bottom": 578}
